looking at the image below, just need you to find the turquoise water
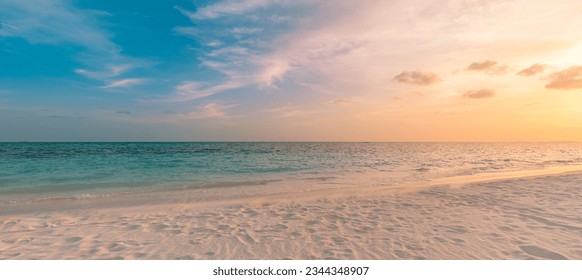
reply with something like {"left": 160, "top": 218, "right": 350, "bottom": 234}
{"left": 1, "top": 142, "right": 582, "bottom": 200}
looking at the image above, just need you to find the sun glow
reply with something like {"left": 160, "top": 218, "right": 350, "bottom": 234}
{"left": 1, "top": 0, "right": 581, "bottom": 141}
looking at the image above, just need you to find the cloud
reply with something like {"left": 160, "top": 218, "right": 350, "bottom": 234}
{"left": 263, "top": 104, "right": 318, "bottom": 119}
{"left": 0, "top": 22, "right": 17, "bottom": 36}
{"left": 231, "top": 27, "right": 263, "bottom": 35}
{"left": 165, "top": 80, "right": 245, "bottom": 102}
{"left": 465, "top": 60, "right": 509, "bottom": 75}
{"left": 172, "top": 103, "right": 230, "bottom": 121}
{"left": 102, "top": 78, "right": 147, "bottom": 89}
{"left": 75, "top": 64, "right": 134, "bottom": 79}
{"left": 267, "top": 15, "right": 293, "bottom": 23}
{"left": 172, "top": 1, "right": 375, "bottom": 99}
{"left": 0, "top": 1, "right": 151, "bottom": 86}
{"left": 177, "top": 0, "right": 273, "bottom": 20}
{"left": 199, "top": 103, "right": 227, "bottom": 118}
{"left": 394, "top": 71, "right": 440, "bottom": 86}
{"left": 206, "top": 41, "right": 223, "bottom": 47}
{"left": 171, "top": 0, "right": 582, "bottom": 110}
{"left": 115, "top": 110, "right": 133, "bottom": 115}
{"left": 462, "top": 89, "right": 496, "bottom": 99}
{"left": 517, "top": 64, "right": 547, "bottom": 76}
{"left": 257, "top": 59, "right": 293, "bottom": 87}
{"left": 545, "top": 66, "right": 582, "bottom": 90}
{"left": 329, "top": 99, "right": 354, "bottom": 105}
{"left": 0, "top": 1, "right": 116, "bottom": 53}
{"left": 130, "top": 103, "right": 234, "bottom": 124}
{"left": 176, "top": 1, "right": 483, "bottom": 101}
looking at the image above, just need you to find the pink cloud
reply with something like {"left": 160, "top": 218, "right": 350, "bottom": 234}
{"left": 545, "top": 66, "right": 582, "bottom": 90}
{"left": 465, "top": 60, "right": 508, "bottom": 75}
{"left": 394, "top": 71, "right": 440, "bottom": 86}
{"left": 462, "top": 89, "right": 495, "bottom": 99}
{"left": 517, "top": 64, "right": 547, "bottom": 76}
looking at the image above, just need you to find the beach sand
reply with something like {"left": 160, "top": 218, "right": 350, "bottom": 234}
{"left": 1, "top": 170, "right": 582, "bottom": 260}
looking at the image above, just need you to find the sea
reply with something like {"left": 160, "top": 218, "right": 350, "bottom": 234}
{"left": 1, "top": 142, "right": 582, "bottom": 203}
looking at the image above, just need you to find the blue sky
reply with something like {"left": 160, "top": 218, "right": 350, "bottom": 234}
{"left": 1, "top": 0, "right": 581, "bottom": 141}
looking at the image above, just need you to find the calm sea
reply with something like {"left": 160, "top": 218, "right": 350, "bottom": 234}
{"left": 1, "top": 142, "right": 581, "bottom": 201}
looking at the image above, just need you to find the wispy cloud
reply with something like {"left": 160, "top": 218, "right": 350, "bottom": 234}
{"left": 0, "top": 1, "right": 115, "bottom": 52}
{"left": 116, "top": 103, "right": 234, "bottom": 124}
{"left": 545, "top": 66, "right": 582, "bottom": 90}
{"left": 263, "top": 105, "right": 319, "bottom": 119}
{"left": 462, "top": 89, "right": 496, "bottom": 99}
{"left": 328, "top": 99, "right": 354, "bottom": 105}
{"left": 0, "top": 1, "right": 150, "bottom": 85}
{"left": 177, "top": 0, "right": 274, "bottom": 20}
{"left": 465, "top": 60, "right": 509, "bottom": 75}
{"left": 394, "top": 71, "right": 440, "bottom": 86}
{"left": 256, "top": 58, "right": 293, "bottom": 87}
{"left": 102, "top": 78, "right": 148, "bottom": 89}
{"left": 170, "top": 0, "right": 582, "bottom": 121}
{"left": 231, "top": 27, "right": 263, "bottom": 35}
{"left": 168, "top": 103, "right": 231, "bottom": 121}
{"left": 517, "top": 64, "right": 547, "bottom": 76}
{"left": 0, "top": 22, "right": 17, "bottom": 36}
{"left": 75, "top": 64, "right": 134, "bottom": 79}
{"left": 171, "top": 1, "right": 382, "bottom": 101}
{"left": 166, "top": 1, "right": 305, "bottom": 102}
{"left": 165, "top": 80, "right": 245, "bottom": 102}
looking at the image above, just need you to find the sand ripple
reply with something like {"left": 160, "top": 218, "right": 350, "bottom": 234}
{"left": 1, "top": 173, "right": 582, "bottom": 259}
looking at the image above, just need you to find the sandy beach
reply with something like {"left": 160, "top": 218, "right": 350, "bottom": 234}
{"left": 1, "top": 169, "right": 582, "bottom": 260}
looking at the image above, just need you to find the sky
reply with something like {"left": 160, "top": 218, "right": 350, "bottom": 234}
{"left": 1, "top": 0, "right": 581, "bottom": 141}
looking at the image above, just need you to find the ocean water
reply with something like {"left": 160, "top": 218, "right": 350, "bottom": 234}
{"left": 1, "top": 142, "right": 582, "bottom": 201}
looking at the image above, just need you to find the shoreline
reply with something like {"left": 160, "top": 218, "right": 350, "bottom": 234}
{"left": 2, "top": 167, "right": 582, "bottom": 259}
{"left": 2, "top": 164, "right": 582, "bottom": 216}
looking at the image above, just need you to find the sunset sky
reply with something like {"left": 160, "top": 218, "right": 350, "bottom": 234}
{"left": 1, "top": 0, "right": 581, "bottom": 141}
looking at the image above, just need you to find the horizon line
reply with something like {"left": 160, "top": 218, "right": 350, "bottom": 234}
{"left": 1, "top": 141, "right": 580, "bottom": 144}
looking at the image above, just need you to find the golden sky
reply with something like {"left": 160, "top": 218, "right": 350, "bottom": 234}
{"left": 1, "top": 0, "right": 581, "bottom": 141}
